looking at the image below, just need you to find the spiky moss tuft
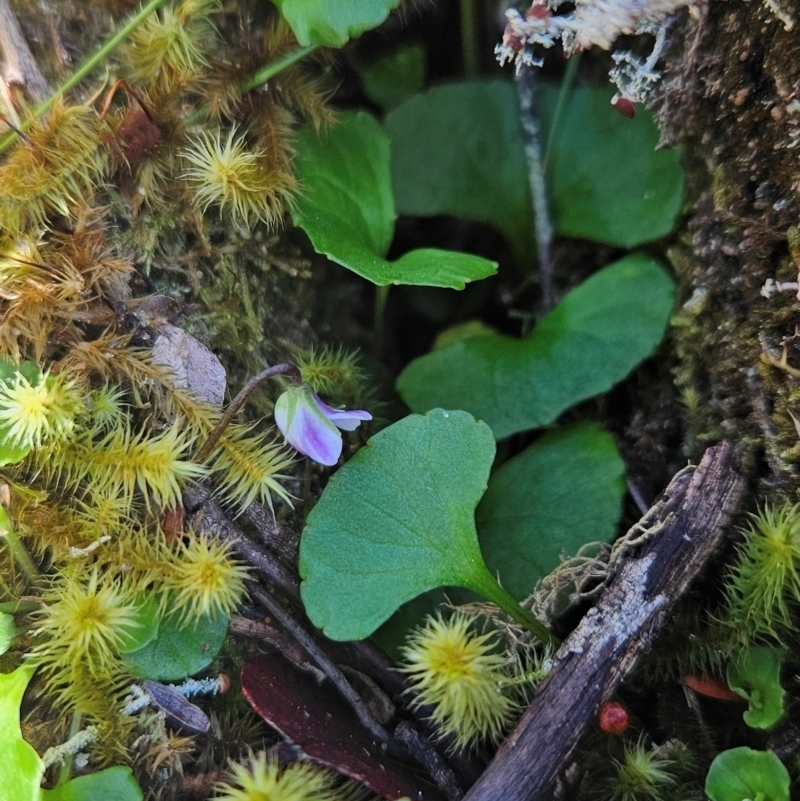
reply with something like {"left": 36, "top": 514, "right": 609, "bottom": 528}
{"left": 65, "top": 421, "right": 207, "bottom": 510}
{"left": 399, "top": 612, "right": 519, "bottom": 750}
{"left": 159, "top": 529, "right": 250, "bottom": 623}
{"left": 724, "top": 501, "right": 800, "bottom": 643}
{"left": 294, "top": 346, "right": 368, "bottom": 407}
{"left": 181, "top": 128, "right": 297, "bottom": 231}
{"left": 85, "top": 384, "right": 128, "bottom": 431}
{"left": 0, "top": 101, "right": 106, "bottom": 234}
{"left": 0, "top": 371, "right": 85, "bottom": 449}
{"left": 209, "top": 423, "right": 295, "bottom": 513}
{"left": 215, "top": 751, "right": 349, "bottom": 801}
{"left": 122, "top": 0, "right": 220, "bottom": 95}
{"left": 29, "top": 568, "right": 141, "bottom": 684}
{"left": 608, "top": 739, "right": 677, "bottom": 801}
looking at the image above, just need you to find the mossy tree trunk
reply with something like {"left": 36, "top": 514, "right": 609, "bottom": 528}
{"left": 661, "top": 0, "right": 800, "bottom": 493}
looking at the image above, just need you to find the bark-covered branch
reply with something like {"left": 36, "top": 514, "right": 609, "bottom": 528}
{"left": 464, "top": 441, "right": 746, "bottom": 801}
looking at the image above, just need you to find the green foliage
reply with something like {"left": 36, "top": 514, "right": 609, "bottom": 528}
{"left": 385, "top": 81, "right": 534, "bottom": 263}
{"left": 397, "top": 254, "right": 675, "bottom": 439}
{"left": 0, "top": 613, "right": 16, "bottom": 655}
{"left": 300, "top": 409, "right": 551, "bottom": 642}
{"left": 610, "top": 739, "right": 676, "bottom": 801}
{"left": 292, "top": 112, "right": 498, "bottom": 287}
{"left": 705, "top": 748, "right": 789, "bottom": 801}
{"left": 272, "top": 0, "right": 402, "bottom": 47}
{"left": 115, "top": 594, "right": 161, "bottom": 655}
{"left": 121, "top": 603, "right": 230, "bottom": 681}
{"left": 726, "top": 646, "right": 786, "bottom": 729}
{"left": 300, "top": 409, "right": 497, "bottom": 640}
{"left": 476, "top": 423, "right": 625, "bottom": 600}
{"left": 0, "top": 358, "right": 39, "bottom": 466}
{"left": 724, "top": 502, "right": 800, "bottom": 643}
{"left": 385, "top": 82, "right": 684, "bottom": 262}
{"left": 0, "top": 666, "right": 42, "bottom": 801}
{"left": 543, "top": 85, "right": 684, "bottom": 247}
{"left": 0, "top": 666, "right": 143, "bottom": 801}
{"left": 40, "top": 767, "right": 143, "bottom": 801}
{"left": 360, "top": 43, "right": 427, "bottom": 110}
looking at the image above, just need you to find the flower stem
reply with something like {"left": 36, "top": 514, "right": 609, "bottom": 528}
{"left": 0, "top": 0, "right": 169, "bottom": 155}
{"left": 195, "top": 363, "right": 302, "bottom": 462}
{"left": 469, "top": 563, "right": 559, "bottom": 648}
{"left": 239, "top": 45, "right": 318, "bottom": 94}
{"left": 374, "top": 284, "right": 390, "bottom": 355}
{"left": 460, "top": 0, "right": 479, "bottom": 78}
{"left": 543, "top": 53, "right": 580, "bottom": 173}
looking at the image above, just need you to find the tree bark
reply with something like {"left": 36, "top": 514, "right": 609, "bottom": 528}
{"left": 463, "top": 441, "right": 746, "bottom": 801}
{"left": 659, "top": 0, "right": 800, "bottom": 489}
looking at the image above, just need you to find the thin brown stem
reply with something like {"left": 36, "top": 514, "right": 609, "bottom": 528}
{"left": 250, "top": 584, "right": 392, "bottom": 745}
{"left": 195, "top": 363, "right": 301, "bottom": 462}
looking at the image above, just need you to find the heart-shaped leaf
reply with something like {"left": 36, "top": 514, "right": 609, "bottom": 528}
{"left": 727, "top": 646, "right": 786, "bottom": 730}
{"left": 385, "top": 81, "right": 684, "bottom": 259}
{"left": 301, "top": 409, "right": 518, "bottom": 640}
{"left": 397, "top": 254, "right": 675, "bottom": 439}
{"left": 0, "top": 666, "right": 42, "bottom": 801}
{"left": 705, "top": 748, "right": 789, "bottom": 801}
{"left": 116, "top": 594, "right": 160, "bottom": 655}
{"left": 360, "top": 42, "right": 426, "bottom": 110}
{"left": 545, "top": 83, "right": 684, "bottom": 248}
{"left": 121, "top": 603, "right": 229, "bottom": 681}
{"left": 272, "top": 0, "right": 401, "bottom": 47}
{"left": 40, "top": 767, "right": 143, "bottom": 801}
{"left": 386, "top": 81, "right": 533, "bottom": 264}
{"left": 476, "top": 422, "right": 625, "bottom": 600}
{"left": 292, "top": 112, "right": 497, "bottom": 288}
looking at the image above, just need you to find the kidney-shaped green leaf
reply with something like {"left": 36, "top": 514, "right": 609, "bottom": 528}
{"left": 705, "top": 748, "right": 789, "bottom": 801}
{"left": 385, "top": 81, "right": 684, "bottom": 259}
{"left": 41, "top": 767, "right": 143, "bottom": 801}
{"left": 272, "top": 0, "right": 401, "bottom": 47}
{"left": 0, "top": 666, "right": 41, "bottom": 801}
{"left": 476, "top": 423, "right": 625, "bottom": 600}
{"left": 727, "top": 646, "right": 786, "bottom": 730}
{"left": 360, "top": 42, "right": 426, "bottom": 110}
{"left": 293, "top": 113, "right": 497, "bottom": 288}
{"left": 295, "top": 112, "right": 395, "bottom": 258}
{"left": 397, "top": 254, "right": 675, "bottom": 439}
{"left": 121, "top": 605, "right": 229, "bottom": 681}
{"left": 300, "top": 409, "right": 501, "bottom": 641}
{"left": 546, "top": 84, "right": 684, "bottom": 248}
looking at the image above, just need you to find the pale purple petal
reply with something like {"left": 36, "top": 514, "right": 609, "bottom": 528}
{"left": 281, "top": 399, "right": 342, "bottom": 466}
{"left": 315, "top": 397, "right": 372, "bottom": 432}
{"left": 274, "top": 384, "right": 371, "bottom": 466}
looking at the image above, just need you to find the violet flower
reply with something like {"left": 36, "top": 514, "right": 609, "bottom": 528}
{"left": 274, "top": 384, "right": 372, "bottom": 466}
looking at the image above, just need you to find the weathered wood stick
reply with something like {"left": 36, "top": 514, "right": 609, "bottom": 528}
{"left": 463, "top": 441, "right": 746, "bottom": 801}
{"left": 0, "top": 0, "right": 50, "bottom": 102}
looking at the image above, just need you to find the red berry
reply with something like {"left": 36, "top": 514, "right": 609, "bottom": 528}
{"left": 598, "top": 701, "right": 630, "bottom": 735}
{"left": 611, "top": 95, "right": 637, "bottom": 119}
